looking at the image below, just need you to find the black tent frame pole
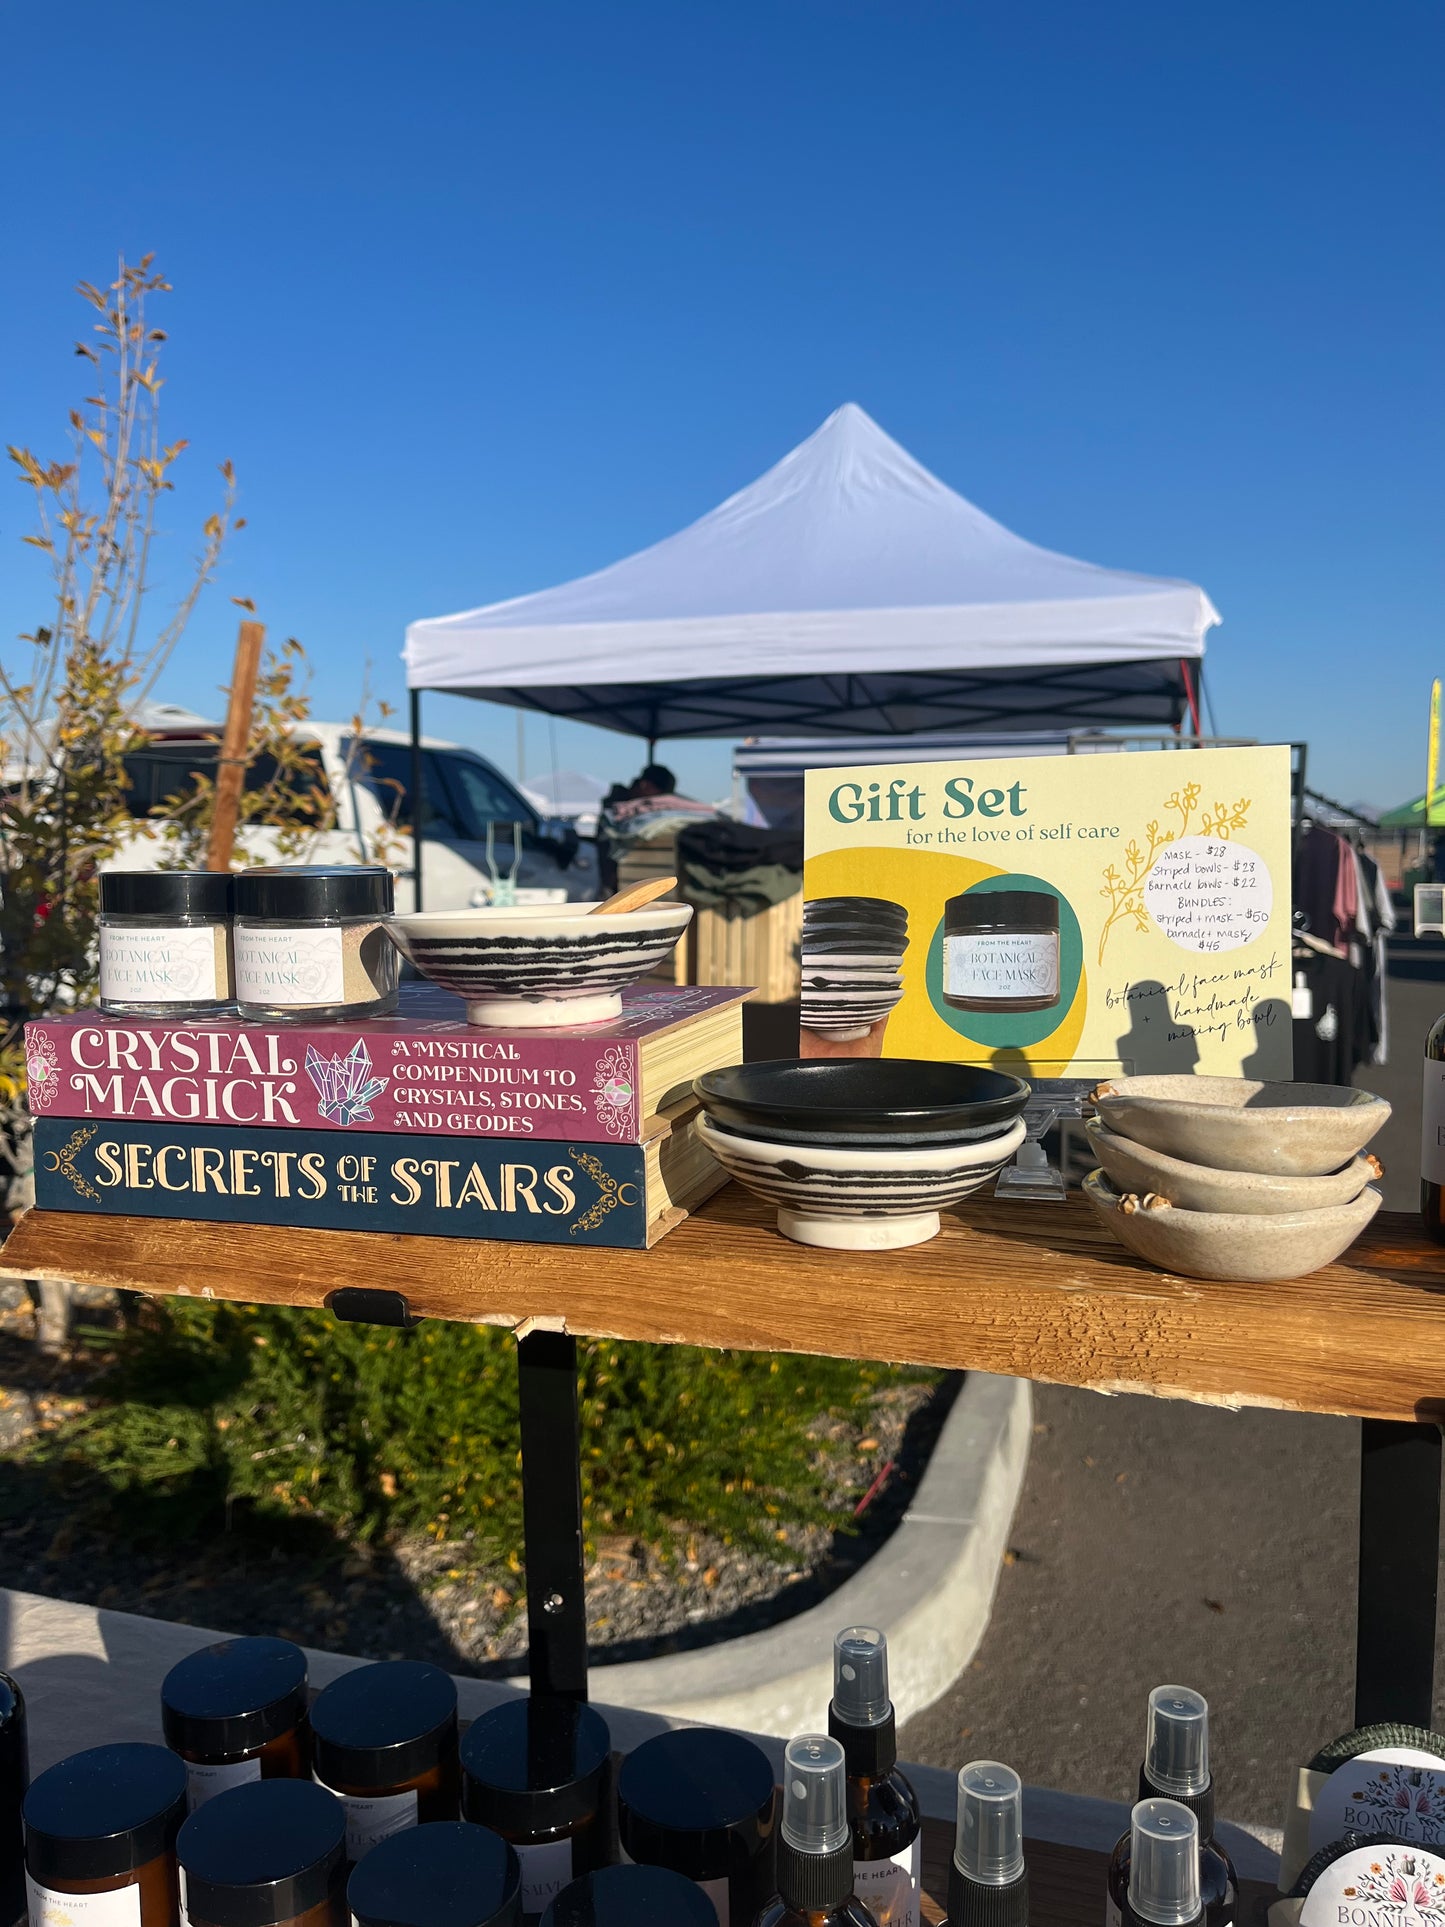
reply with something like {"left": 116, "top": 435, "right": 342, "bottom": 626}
{"left": 516, "top": 1330, "right": 589, "bottom": 1702}
{"left": 410, "top": 689, "right": 424, "bottom": 913}
{"left": 1354, "top": 1419, "right": 1441, "bottom": 1728}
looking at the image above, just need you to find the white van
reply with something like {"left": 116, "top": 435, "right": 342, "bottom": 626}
{"left": 110, "top": 716, "right": 600, "bottom": 909}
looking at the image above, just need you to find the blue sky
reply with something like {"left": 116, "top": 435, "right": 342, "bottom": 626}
{"left": 2, "top": 1, "right": 1441, "bottom": 809}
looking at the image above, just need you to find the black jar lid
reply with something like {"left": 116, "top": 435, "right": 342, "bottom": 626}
{"left": 0, "top": 1671, "right": 27, "bottom": 1807}
{"left": 233, "top": 865, "right": 393, "bottom": 922}
{"left": 162, "top": 1636, "right": 308, "bottom": 1758}
{"left": 101, "top": 870, "right": 234, "bottom": 918}
{"left": 311, "top": 1661, "right": 457, "bottom": 1789}
{"left": 541, "top": 1864, "right": 721, "bottom": 1927}
{"left": 460, "top": 1698, "right": 610, "bottom": 1835}
{"left": 24, "top": 1742, "right": 187, "bottom": 1883}
{"left": 348, "top": 1820, "right": 522, "bottom": 1927}
{"left": 178, "top": 1777, "right": 346, "bottom": 1927}
{"left": 617, "top": 1729, "right": 775, "bottom": 1876}
{"left": 945, "top": 889, "right": 1059, "bottom": 935}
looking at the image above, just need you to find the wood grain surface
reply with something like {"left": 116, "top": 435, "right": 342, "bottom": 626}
{"left": 5, "top": 1188, "right": 1442, "bottom": 1422}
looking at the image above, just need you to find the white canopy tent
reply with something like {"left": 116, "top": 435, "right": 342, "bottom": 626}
{"left": 405, "top": 402, "right": 1219, "bottom": 744}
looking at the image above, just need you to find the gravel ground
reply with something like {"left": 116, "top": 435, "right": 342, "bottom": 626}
{"left": 0, "top": 1283, "right": 950, "bottom": 1672}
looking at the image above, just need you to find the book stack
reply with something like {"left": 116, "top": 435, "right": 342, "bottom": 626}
{"left": 25, "top": 983, "right": 749, "bottom": 1249}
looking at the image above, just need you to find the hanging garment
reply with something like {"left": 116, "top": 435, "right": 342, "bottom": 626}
{"left": 1291, "top": 948, "right": 1372, "bottom": 1084}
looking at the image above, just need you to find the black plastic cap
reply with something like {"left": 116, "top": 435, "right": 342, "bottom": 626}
{"left": 540, "top": 1864, "right": 721, "bottom": 1927}
{"left": 101, "top": 870, "right": 233, "bottom": 918}
{"left": 1139, "top": 1765, "right": 1214, "bottom": 1842}
{"left": 178, "top": 1778, "right": 345, "bottom": 1927}
{"left": 947, "top": 1864, "right": 1031, "bottom": 1927}
{"left": 460, "top": 1698, "right": 610, "bottom": 1835}
{"left": 617, "top": 1728, "right": 776, "bottom": 1880}
{"left": 311, "top": 1661, "right": 458, "bottom": 1790}
{"left": 776, "top": 1835, "right": 853, "bottom": 1912}
{"left": 348, "top": 1820, "right": 522, "bottom": 1927}
{"left": 233, "top": 865, "right": 392, "bottom": 921}
{"left": 24, "top": 1743, "right": 187, "bottom": 1883}
{"left": 162, "top": 1637, "right": 308, "bottom": 1758}
{"left": 828, "top": 1704, "right": 897, "bottom": 1779}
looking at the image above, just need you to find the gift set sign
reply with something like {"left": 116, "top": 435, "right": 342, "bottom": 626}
{"left": 802, "top": 744, "right": 1292, "bottom": 1078}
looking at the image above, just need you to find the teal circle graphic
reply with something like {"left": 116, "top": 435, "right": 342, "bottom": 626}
{"left": 925, "top": 873, "right": 1084, "bottom": 1048}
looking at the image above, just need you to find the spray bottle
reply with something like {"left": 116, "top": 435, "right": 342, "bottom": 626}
{"left": 827, "top": 1628, "right": 921, "bottom": 1927}
{"left": 1106, "top": 1688, "right": 1236, "bottom": 1927}
{"left": 751, "top": 1735, "right": 879, "bottom": 1927}
{"left": 1119, "top": 1800, "right": 1203, "bottom": 1927}
{"left": 948, "top": 1760, "right": 1028, "bottom": 1927}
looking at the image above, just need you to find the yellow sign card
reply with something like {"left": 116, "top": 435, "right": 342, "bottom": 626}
{"left": 802, "top": 744, "right": 1292, "bottom": 1079}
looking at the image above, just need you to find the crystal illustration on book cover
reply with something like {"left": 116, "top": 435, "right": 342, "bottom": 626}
{"left": 305, "top": 1039, "right": 388, "bottom": 1126}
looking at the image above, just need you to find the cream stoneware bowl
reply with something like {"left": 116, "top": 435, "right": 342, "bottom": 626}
{"left": 1091, "top": 1075, "right": 1390, "bottom": 1177}
{"left": 1082, "top": 1169, "right": 1382, "bottom": 1282}
{"left": 697, "top": 1113, "right": 1027, "bottom": 1250}
{"left": 388, "top": 902, "right": 693, "bottom": 1028}
{"left": 1084, "top": 1118, "right": 1380, "bottom": 1216}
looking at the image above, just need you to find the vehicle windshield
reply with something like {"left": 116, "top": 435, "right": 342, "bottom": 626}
{"left": 343, "top": 739, "right": 537, "bottom": 840}
{"left": 122, "top": 738, "right": 331, "bottom": 826}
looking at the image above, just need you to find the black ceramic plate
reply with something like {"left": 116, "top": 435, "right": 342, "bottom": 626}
{"left": 695, "top": 1059, "right": 1031, "bottom": 1147}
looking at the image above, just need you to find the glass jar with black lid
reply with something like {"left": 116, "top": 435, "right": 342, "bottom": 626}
{"left": 24, "top": 1741, "right": 187, "bottom": 1927}
{"left": 177, "top": 1777, "right": 347, "bottom": 1927}
{"left": 617, "top": 1728, "right": 777, "bottom": 1927}
{"left": 162, "top": 1635, "right": 310, "bottom": 1810}
{"left": 1, "top": 1673, "right": 28, "bottom": 1927}
{"left": 541, "top": 1865, "right": 721, "bottom": 1927}
{"left": 348, "top": 1820, "right": 522, "bottom": 1927}
{"left": 99, "top": 870, "right": 235, "bottom": 1016}
{"left": 232, "top": 867, "right": 397, "bottom": 1022}
{"left": 460, "top": 1699, "right": 611, "bottom": 1922}
{"left": 942, "top": 889, "right": 1061, "bottom": 1014}
{"left": 310, "top": 1660, "right": 459, "bottom": 1862}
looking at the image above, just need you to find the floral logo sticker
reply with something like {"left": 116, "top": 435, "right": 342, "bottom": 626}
{"left": 591, "top": 1045, "right": 637, "bottom": 1140}
{"left": 1301, "top": 1845, "right": 1445, "bottom": 1927}
{"left": 25, "top": 1031, "right": 61, "bottom": 1111}
{"left": 1312, "top": 1759, "right": 1445, "bottom": 1854}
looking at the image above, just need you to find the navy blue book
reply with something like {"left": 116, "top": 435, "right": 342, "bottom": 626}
{"left": 32, "top": 1113, "right": 722, "bottom": 1249}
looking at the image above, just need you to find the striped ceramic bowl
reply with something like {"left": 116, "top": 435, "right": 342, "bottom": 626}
{"left": 388, "top": 902, "right": 693, "bottom": 1028}
{"left": 696, "top": 1112, "right": 1027, "bottom": 1249}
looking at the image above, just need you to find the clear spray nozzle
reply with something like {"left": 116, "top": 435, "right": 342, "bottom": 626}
{"left": 832, "top": 1625, "right": 891, "bottom": 1727}
{"left": 781, "top": 1734, "right": 850, "bottom": 1856}
{"left": 1128, "top": 1798, "right": 1202, "bottom": 1926}
{"left": 953, "top": 1760, "right": 1025, "bottom": 1886}
{"left": 1145, "top": 1685, "right": 1210, "bottom": 1798}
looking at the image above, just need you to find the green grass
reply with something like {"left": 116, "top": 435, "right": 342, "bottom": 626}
{"left": 27, "top": 1298, "right": 933, "bottom": 1562}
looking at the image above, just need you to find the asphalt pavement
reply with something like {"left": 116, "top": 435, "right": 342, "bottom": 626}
{"left": 898, "top": 940, "right": 1445, "bottom": 1832}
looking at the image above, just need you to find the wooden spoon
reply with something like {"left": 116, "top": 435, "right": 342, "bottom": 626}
{"left": 590, "top": 875, "right": 678, "bottom": 915}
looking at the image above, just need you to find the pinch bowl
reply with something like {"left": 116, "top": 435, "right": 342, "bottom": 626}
{"left": 1090, "top": 1074, "right": 1390, "bottom": 1177}
{"left": 1081, "top": 1169, "right": 1382, "bottom": 1282}
{"left": 1083, "top": 1118, "right": 1380, "bottom": 1216}
{"left": 697, "top": 1112, "right": 1027, "bottom": 1250}
{"left": 388, "top": 901, "right": 693, "bottom": 1028}
{"left": 697, "top": 1058, "right": 1032, "bottom": 1149}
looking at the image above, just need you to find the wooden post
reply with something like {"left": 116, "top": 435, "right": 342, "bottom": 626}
{"left": 206, "top": 620, "right": 265, "bottom": 872}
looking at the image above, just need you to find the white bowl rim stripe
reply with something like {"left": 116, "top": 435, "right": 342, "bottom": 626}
{"left": 697, "top": 1113, "right": 1027, "bottom": 1172}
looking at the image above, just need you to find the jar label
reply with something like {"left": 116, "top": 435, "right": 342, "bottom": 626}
{"left": 944, "top": 931, "right": 1059, "bottom": 1002}
{"left": 1105, "top": 1892, "right": 1123, "bottom": 1927}
{"left": 1422, "top": 1061, "right": 1445, "bottom": 1186}
{"left": 237, "top": 926, "right": 346, "bottom": 1007}
{"left": 514, "top": 1837, "right": 574, "bottom": 1912}
{"left": 100, "top": 925, "right": 220, "bottom": 1004}
{"left": 314, "top": 1779, "right": 418, "bottom": 1857}
{"left": 25, "top": 1877, "right": 144, "bottom": 1925}
{"left": 1297, "top": 1841, "right": 1445, "bottom": 1926}
{"left": 186, "top": 1754, "right": 263, "bottom": 1809}
{"left": 853, "top": 1837, "right": 922, "bottom": 1925}
{"left": 1309, "top": 1749, "right": 1445, "bottom": 1853}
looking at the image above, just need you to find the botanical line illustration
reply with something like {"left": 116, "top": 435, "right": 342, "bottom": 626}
{"left": 1097, "top": 780, "right": 1251, "bottom": 963}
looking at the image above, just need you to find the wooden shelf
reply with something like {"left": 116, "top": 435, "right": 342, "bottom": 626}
{"left": 6, "top": 1188, "right": 1442, "bottom": 1424}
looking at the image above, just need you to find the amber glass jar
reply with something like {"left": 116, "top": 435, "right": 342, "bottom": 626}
{"left": 177, "top": 1777, "right": 347, "bottom": 1927}
{"left": 162, "top": 1636, "right": 310, "bottom": 1810}
{"left": 460, "top": 1698, "right": 611, "bottom": 1922}
{"left": 541, "top": 1865, "right": 720, "bottom": 1926}
{"left": 1, "top": 1672, "right": 28, "bottom": 1927}
{"left": 348, "top": 1819, "right": 522, "bottom": 1927}
{"left": 310, "top": 1661, "right": 459, "bottom": 1861}
{"left": 617, "top": 1728, "right": 776, "bottom": 1927}
{"left": 24, "top": 1742, "right": 187, "bottom": 1927}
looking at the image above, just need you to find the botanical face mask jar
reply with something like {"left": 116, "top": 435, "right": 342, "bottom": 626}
{"left": 309, "top": 1660, "right": 459, "bottom": 1862}
{"left": 233, "top": 866, "right": 397, "bottom": 1022}
{"left": 460, "top": 1698, "right": 611, "bottom": 1922}
{"left": 99, "top": 871, "right": 234, "bottom": 1016}
{"left": 943, "top": 890, "right": 1061, "bottom": 1014}
{"left": 1, "top": 1672, "right": 28, "bottom": 1927}
{"left": 23, "top": 1741, "right": 187, "bottom": 1927}
{"left": 176, "top": 1776, "right": 347, "bottom": 1927}
{"left": 347, "top": 1819, "right": 522, "bottom": 1927}
{"left": 616, "top": 1728, "right": 777, "bottom": 1927}
{"left": 540, "top": 1865, "right": 721, "bottom": 1927}
{"left": 162, "top": 1635, "right": 310, "bottom": 1809}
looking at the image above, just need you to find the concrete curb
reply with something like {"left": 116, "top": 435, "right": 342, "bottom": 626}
{"left": 584, "top": 1371, "right": 1032, "bottom": 1735}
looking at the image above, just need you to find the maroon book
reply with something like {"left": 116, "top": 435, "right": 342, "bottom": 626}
{"left": 24, "top": 982, "right": 747, "bottom": 1144}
